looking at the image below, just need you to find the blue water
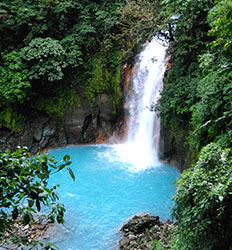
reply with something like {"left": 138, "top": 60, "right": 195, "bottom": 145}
{"left": 47, "top": 145, "right": 179, "bottom": 250}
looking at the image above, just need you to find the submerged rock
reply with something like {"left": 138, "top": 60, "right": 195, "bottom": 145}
{"left": 119, "top": 213, "right": 176, "bottom": 250}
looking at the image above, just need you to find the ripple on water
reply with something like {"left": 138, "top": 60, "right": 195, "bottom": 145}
{"left": 46, "top": 145, "right": 179, "bottom": 250}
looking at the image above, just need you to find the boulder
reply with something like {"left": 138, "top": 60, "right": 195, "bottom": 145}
{"left": 119, "top": 213, "right": 176, "bottom": 250}
{"left": 119, "top": 237, "right": 130, "bottom": 248}
{"left": 121, "top": 213, "right": 160, "bottom": 234}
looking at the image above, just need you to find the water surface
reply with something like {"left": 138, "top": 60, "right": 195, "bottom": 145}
{"left": 47, "top": 145, "right": 179, "bottom": 250}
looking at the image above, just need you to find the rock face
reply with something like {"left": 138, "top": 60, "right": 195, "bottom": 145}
{"left": 159, "top": 123, "right": 192, "bottom": 172}
{"left": 64, "top": 98, "right": 95, "bottom": 144}
{"left": 0, "top": 112, "right": 67, "bottom": 153}
{"left": 64, "top": 94, "right": 118, "bottom": 145}
{"left": 0, "top": 93, "right": 122, "bottom": 153}
{"left": 119, "top": 213, "right": 176, "bottom": 250}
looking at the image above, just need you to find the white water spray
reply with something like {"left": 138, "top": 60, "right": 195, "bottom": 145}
{"left": 106, "top": 38, "right": 167, "bottom": 171}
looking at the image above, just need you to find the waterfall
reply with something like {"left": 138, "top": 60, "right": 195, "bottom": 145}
{"left": 108, "top": 38, "right": 167, "bottom": 171}
{"left": 125, "top": 38, "right": 167, "bottom": 165}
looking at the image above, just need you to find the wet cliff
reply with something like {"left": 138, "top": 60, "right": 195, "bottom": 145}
{"left": 0, "top": 90, "right": 123, "bottom": 153}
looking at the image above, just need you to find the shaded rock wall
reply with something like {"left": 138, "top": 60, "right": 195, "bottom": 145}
{"left": 159, "top": 123, "right": 192, "bottom": 172}
{"left": 0, "top": 113, "right": 66, "bottom": 154}
{"left": 0, "top": 93, "right": 122, "bottom": 153}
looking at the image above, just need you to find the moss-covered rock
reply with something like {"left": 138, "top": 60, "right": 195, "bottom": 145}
{"left": 83, "top": 51, "right": 123, "bottom": 115}
{"left": 0, "top": 106, "right": 26, "bottom": 133}
{"left": 119, "top": 213, "right": 176, "bottom": 250}
{"left": 159, "top": 123, "right": 193, "bottom": 172}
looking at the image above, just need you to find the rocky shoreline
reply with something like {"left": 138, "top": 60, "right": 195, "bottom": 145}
{"left": 119, "top": 213, "right": 175, "bottom": 250}
{"left": 0, "top": 215, "right": 55, "bottom": 250}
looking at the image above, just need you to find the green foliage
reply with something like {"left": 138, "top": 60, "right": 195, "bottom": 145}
{"left": 84, "top": 56, "right": 108, "bottom": 100}
{"left": 0, "top": 106, "right": 26, "bottom": 133}
{"left": 21, "top": 37, "right": 67, "bottom": 82}
{"left": 157, "top": 2, "right": 232, "bottom": 249}
{"left": 208, "top": 0, "right": 232, "bottom": 58}
{"left": 158, "top": 4, "right": 232, "bottom": 249}
{"left": 157, "top": 0, "right": 213, "bottom": 131}
{"left": 158, "top": 0, "right": 232, "bottom": 155}
{"left": 0, "top": 0, "right": 130, "bottom": 132}
{"left": 117, "top": 0, "right": 162, "bottom": 60}
{"left": 61, "top": 35, "right": 83, "bottom": 68}
{"left": 151, "top": 239, "right": 165, "bottom": 250}
{"left": 164, "top": 0, "right": 212, "bottom": 65}
{"left": 83, "top": 51, "right": 122, "bottom": 111}
{"left": 0, "top": 147, "right": 74, "bottom": 249}
{"left": 189, "top": 67, "right": 232, "bottom": 150}
{"left": 0, "top": 50, "right": 31, "bottom": 104}
{"left": 110, "top": 59, "right": 122, "bottom": 114}
{"left": 158, "top": 61, "right": 200, "bottom": 130}
{"left": 34, "top": 89, "right": 81, "bottom": 122}
{"left": 172, "top": 143, "right": 232, "bottom": 250}
{"left": 162, "top": 0, "right": 212, "bottom": 14}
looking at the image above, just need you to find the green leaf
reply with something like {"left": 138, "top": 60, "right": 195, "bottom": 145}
{"left": 67, "top": 167, "right": 75, "bottom": 181}
{"left": 0, "top": 147, "right": 72, "bottom": 246}
{"left": 47, "top": 242, "right": 59, "bottom": 249}
{"left": 28, "top": 199, "right": 34, "bottom": 208}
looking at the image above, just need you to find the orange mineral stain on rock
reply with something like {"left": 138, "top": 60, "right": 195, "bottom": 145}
{"left": 123, "top": 63, "right": 131, "bottom": 91}
{"left": 95, "top": 129, "right": 105, "bottom": 144}
{"left": 121, "top": 63, "right": 136, "bottom": 141}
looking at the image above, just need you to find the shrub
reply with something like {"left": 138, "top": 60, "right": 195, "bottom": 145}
{"left": 0, "top": 147, "right": 74, "bottom": 249}
{"left": 172, "top": 143, "right": 232, "bottom": 250}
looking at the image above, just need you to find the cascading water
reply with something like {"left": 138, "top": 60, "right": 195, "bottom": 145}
{"left": 111, "top": 38, "right": 167, "bottom": 170}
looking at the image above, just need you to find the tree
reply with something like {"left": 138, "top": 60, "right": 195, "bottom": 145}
{"left": 157, "top": 0, "right": 213, "bottom": 132}
{"left": 0, "top": 50, "right": 31, "bottom": 104}
{"left": 21, "top": 37, "right": 68, "bottom": 83}
{"left": 156, "top": 0, "right": 232, "bottom": 155}
{"left": 189, "top": 66, "right": 232, "bottom": 150}
{"left": 0, "top": 147, "right": 74, "bottom": 249}
{"left": 117, "top": 0, "right": 163, "bottom": 60}
{"left": 171, "top": 143, "right": 232, "bottom": 250}
{"left": 208, "top": 0, "right": 232, "bottom": 58}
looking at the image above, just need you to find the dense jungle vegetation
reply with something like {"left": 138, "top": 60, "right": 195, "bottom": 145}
{"left": 0, "top": 0, "right": 231, "bottom": 249}
{"left": 0, "top": 0, "right": 127, "bottom": 130}
{"left": 157, "top": 0, "right": 232, "bottom": 249}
